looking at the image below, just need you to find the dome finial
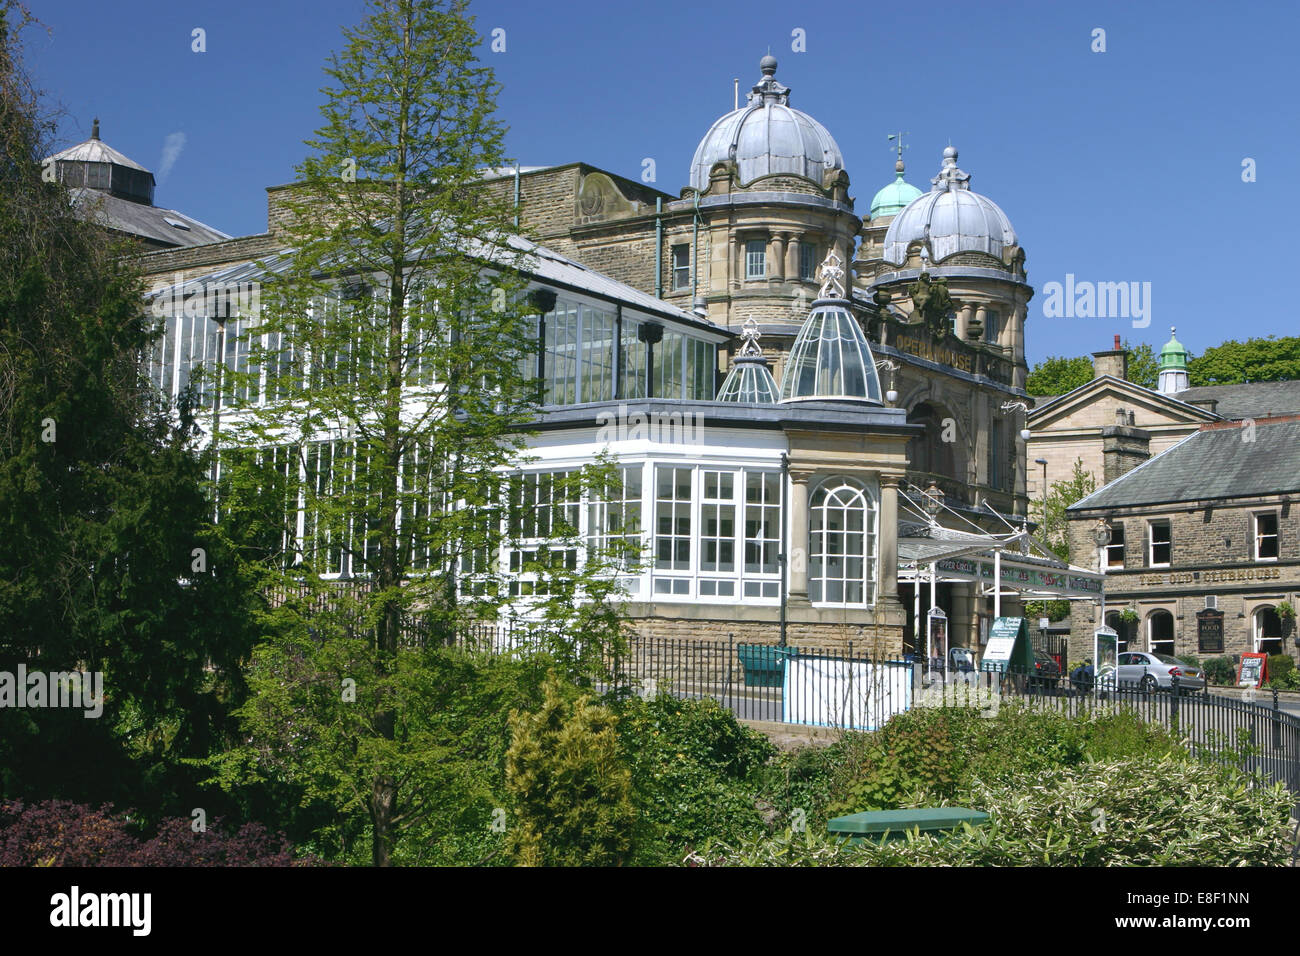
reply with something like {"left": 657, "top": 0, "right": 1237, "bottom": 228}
{"left": 738, "top": 316, "right": 763, "bottom": 356}
{"left": 759, "top": 53, "right": 777, "bottom": 76}
{"left": 91, "top": 117, "right": 99, "bottom": 140}
{"left": 817, "top": 248, "right": 846, "bottom": 299}
{"left": 931, "top": 144, "right": 970, "bottom": 192}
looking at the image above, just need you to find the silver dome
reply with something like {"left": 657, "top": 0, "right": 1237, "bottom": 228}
{"left": 689, "top": 57, "right": 844, "bottom": 193}
{"left": 882, "top": 147, "right": 1016, "bottom": 266}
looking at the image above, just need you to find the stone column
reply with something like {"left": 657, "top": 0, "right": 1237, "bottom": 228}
{"left": 785, "top": 233, "right": 801, "bottom": 281}
{"left": 878, "top": 475, "right": 900, "bottom": 601}
{"left": 771, "top": 233, "right": 788, "bottom": 281}
{"left": 975, "top": 306, "right": 989, "bottom": 343}
{"left": 789, "top": 471, "right": 812, "bottom": 602}
{"left": 953, "top": 302, "right": 969, "bottom": 340}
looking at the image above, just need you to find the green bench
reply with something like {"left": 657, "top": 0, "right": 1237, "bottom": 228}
{"left": 737, "top": 644, "right": 798, "bottom": 687}
{"left": 827, "top": 807, "right": 989, "bottom": 845}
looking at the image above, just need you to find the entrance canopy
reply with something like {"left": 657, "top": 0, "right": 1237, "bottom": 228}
{"left": 895, "top": 485, "right": 1103, "bottom": 601}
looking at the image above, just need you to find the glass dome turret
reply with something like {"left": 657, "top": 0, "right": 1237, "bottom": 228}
{"left": 717, "top": 317, "right": 780, "bottom": 403}
{"left": 779, "top": 250, "right": 883, "bottom": 404}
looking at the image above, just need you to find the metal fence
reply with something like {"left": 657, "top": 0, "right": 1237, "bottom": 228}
{"left": 261, "top": 587, "right": 1300, "bottom": 797}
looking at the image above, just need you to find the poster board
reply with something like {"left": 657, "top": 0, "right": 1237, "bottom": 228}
{"left": 1094, "top": 626, "right": 1119, "bottom": 691}
{"left": 981, "top": 617, "right": 1032, "bottom": 673}
{"left": 927, "top": 607, "right": 948, "bottom": 673}
{"left": 1238, "top": 652, "right": 1268, "bottom": 688}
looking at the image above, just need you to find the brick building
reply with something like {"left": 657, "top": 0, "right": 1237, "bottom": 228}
{"left": 1067, "top": 416, "right": 1300, "bottom": 665}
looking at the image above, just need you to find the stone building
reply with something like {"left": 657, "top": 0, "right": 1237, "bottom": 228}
{"left": 1067, "top": 416, "right": 1300, "bottom": 665}
{"left": 48, "top": 55, "right": 1106, "bottom": 655}
{"left": 1027, "top": 329, "right": 1300, "bottom": 499}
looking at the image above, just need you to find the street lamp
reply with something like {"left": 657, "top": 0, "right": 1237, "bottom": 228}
{"left": 1092, "top": 518, "right": 1113, "bottom": 624}
{"left": 922, "top": 480, "right": 945, "bottom": 519}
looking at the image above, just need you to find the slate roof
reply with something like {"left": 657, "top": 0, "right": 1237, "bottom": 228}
{"left": 1070, "top": 416, "right": 1300, "bottom": 510}
{"left": 71, "top": 188, "right": 230, "bottom": 248}
{"left": 1173, "top": 380, "right": 1300, "bottom": 421}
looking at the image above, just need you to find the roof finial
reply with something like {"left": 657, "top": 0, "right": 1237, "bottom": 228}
{"left": 91, "top": 117, "right": 100, "bottom": 140}
{"left": 931, "top": 145, "right": 970, "bottom": 192}
{"left": 817, "top": 248, "right": 846, "bottom": 299}
{"left": 738, "top": 316, "right": 763, "bottom": 356}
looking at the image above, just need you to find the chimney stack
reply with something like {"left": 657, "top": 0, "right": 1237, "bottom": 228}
{"left": 1091, "top": 334, "right": 1128, "bottom": 381}
{"left": 1100, "top": 419, "right": 1151, "bottom": 483}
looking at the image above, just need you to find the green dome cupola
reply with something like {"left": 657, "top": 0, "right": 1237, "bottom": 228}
{"left": 869, "top": 159, "right": 922, "bottom": 220}
{"left": 1157, "top": 326, "right": 1190, "bottom": 395}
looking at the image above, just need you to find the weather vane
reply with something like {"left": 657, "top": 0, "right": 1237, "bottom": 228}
{"left": 888, "top": 132, "right": 909, "bottom": 164}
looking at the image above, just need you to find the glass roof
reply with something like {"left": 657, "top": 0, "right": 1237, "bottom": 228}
{"left": 716, "top": 355, "right": 780, "bottom": 404}
{"left": 779, "top": 305, "right": 882, "bottom": 403}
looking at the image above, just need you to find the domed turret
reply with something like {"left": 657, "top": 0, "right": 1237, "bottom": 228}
{"left": 717, "top": 317, "right": 780, "bottom": 403}
{"left": 869, "top": 159, "right": 922, "bottom": 220}
{"left": 779, "top": 250, "right": 882, "bottom": 403}
{"left": 689, "top": 56, "right": 844, "bottom": 193}
{"left": 1158, "top": 327, "right": 1190, "bottom": 394}
{"left": 882, "top": 147, "right": 1016, "bottom": 265}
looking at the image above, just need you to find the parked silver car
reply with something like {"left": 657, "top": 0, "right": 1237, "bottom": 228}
{"left": 1116, "top": 651, "right": 1206, "bottom": 693}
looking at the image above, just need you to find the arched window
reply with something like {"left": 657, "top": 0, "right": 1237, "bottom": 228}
{"left": 1148, "top": 609, "right": 1175, "bottom": 656}
{"left": 809, "top": 479, "right": 877, "bottom": 606}
{"left": 1254, "top": 607, "right": 1284, "bottom": 655}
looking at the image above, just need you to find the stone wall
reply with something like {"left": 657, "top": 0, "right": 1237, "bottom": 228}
{"left": 1068, "top": 500, "right": 1300, "bottom": 664}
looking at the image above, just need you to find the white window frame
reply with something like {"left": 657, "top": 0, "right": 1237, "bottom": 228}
{"left": 808, "top": 477, "right": 878, "bottom": 608}
{"left": 1254, "top": 511, "right": 1279, "bottom": 562}
{"left": 1147, "top": 519, "right": 1171, "bottom": 568}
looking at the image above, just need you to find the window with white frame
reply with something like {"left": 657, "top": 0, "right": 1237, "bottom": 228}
{"left": 508, "top": 470, "right": 580, "bottom": 597}
{"left": 700, "top": 471, "right": 737, "bottom": 579}
{"left": 587, "top": 466, "right": 644, "bottom": 576}
{"left": 1148, "top": 520, "right": 1171, "bottom": 567}
{"left": 745, "top": 239, "right": 766, "bottom": 279}
{"left": 655, "top": 466, "right": 692, "bottom": 581}
{"left": 743, "top": 471, "right": 781, "bottom": 598}
{"left": 1254, "top": 512, "right": 1279, "bottom": 560}
{"left": 809, "top": 479, "right": 877, "bottom": 605}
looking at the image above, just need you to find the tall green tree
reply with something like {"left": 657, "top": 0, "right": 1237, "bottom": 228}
{"left": 1026, "top": 355, "right": 1093, "bottom": 396}
{"left": 1025, "top": 459, "right": 1096, "bottom": 622}
{"left": 213, "top": 0, "right": 631, "bottom": 866}
{"left": 0, "top": 2, "right": 261, "bottom": 816}
{"left": 1189, "top": 335, "right": 1300, "bottom": 385}
{"left": 1121, "top": 339, "right": 1158, "bottom": 389}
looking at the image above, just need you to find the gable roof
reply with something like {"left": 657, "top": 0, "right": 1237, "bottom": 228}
{"left": 1173, "top": 380, "right": 1300, "bottom": 421}
{"left": 1069, "top": 416, "right": 1300, "bottom": 510}
{"left": 1028, "top": 374, "right": 1220, "bottom": 428}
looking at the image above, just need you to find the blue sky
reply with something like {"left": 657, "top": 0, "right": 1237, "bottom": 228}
{"left": 25, "top": 0, "right": 1297, "bottom": 365}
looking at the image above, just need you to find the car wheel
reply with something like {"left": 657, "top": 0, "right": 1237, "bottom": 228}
{"left": 1140, "top": 675, "right": 1158, "bottom": 693}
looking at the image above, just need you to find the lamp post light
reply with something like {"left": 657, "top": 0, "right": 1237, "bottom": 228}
{"left": 922, "top": 480, "right": 945, "bottom": 521}
{"left": 1092, "top": 518, "right": 1113, "bottom": 627}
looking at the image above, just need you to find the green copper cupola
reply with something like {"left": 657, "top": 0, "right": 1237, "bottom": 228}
{"left": 1157, "top": 326, "right": 1189, "bottom": 395}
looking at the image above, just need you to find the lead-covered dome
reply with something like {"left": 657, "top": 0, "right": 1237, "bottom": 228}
{"left": 779, "top": 251, "right": 882, "bottom": 404}
{"left": 882, "top": 147, "right": 1016, "bottom": 265}
{"left": 689, "top": 56, "right": 844, "bottom": 193}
